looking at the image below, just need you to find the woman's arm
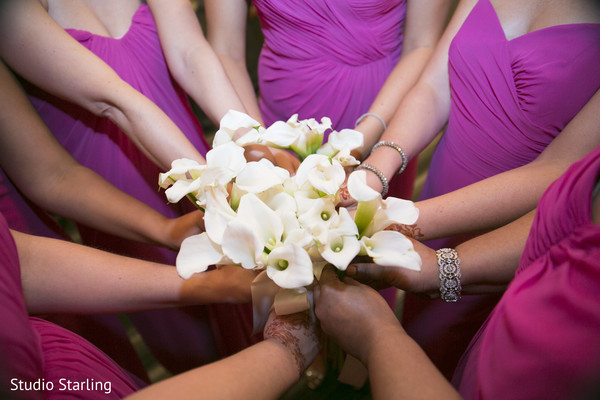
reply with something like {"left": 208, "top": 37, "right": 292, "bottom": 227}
{"left": 354, "top": 0, "right": 457, "bottom": 158}
{"left": 14, "top": 229, "right": 256, "bottom": 315}
{"left": 412, "top": 89, "right": 600, "bottom": 241}
{"left": 359, "top": 0, "right": 478, "bottom": 182}
{"left": 0, "top": 0, "right": 205, "bottom": 170}
{"left": 126, "top": 311, "right": 319, "bottom": 400}
{"left": 0, "top": 62, "right": 201, "bottom": 249}
{"left": 148, "top": 0, "right": 257, "bottom": 124}
{"left": 348, "top": 209, "right": 536, "bottom": 297}
{"left": 204, "top": 0, "right": 263, "bottom": 123}
{"left": 315, "top": 267, "right": 461, "bottom": 400}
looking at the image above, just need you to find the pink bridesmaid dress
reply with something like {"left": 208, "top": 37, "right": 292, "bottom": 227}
{"left": 4, "top": 4, "right": 257, "bottom": 378}
{"left": 454, "top": 145, "right": 600, "bottom": 399}
{"left": 402, "top": 0, "right": 600, "bottom": 379}
{"left": 0, "top": 213, "right": 141, "bottom": 399}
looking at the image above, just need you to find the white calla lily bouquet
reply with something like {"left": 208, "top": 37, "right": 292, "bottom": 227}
{"left": 159, "top": 110, "right": 421, "bottom": 329}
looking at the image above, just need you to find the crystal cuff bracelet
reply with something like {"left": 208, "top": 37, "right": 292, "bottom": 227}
{"left": 355, "top": 163, "right": 389, "bottom": 197}
{"left": 436, "top": 248, "right": 462, "bottom": 303}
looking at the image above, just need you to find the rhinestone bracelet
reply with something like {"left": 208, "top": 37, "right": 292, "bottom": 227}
{"left": 436, "top": 248, "right": 462, "bottom": 302}
{"left": 370, "top": 141, "right": 408, "bottom": 175}
{"left": 355, "top": 163, "right": 389, "bottom": 197}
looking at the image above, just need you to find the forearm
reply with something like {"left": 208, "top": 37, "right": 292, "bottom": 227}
{"left": 41, "top": 164, "right": 188, "bottom": 249}
{"left": 355, "top": 48, "right": 436, "bottom": 158}
{"left": 125, "top": 339, "right": 299, "bottom": 400}
{"left": 14, "top": 231, "right": 241, "bottom": 315}
{"left": 150, "top": 0, "right": 247, "bottom": 126}
{"left": 215, "top": 54, "right": 263, "bottom": 124}
{"left": 367, "top": 323, "right": 461, "bottom": 400}
{"left": 0, "top": 0, "right": 206, "bottom": 170}
{"left": 362, "top": 81, "right": 450, "bottom": 193}
{"left": 413, "top": 158, "right": 570, "bottom": 241}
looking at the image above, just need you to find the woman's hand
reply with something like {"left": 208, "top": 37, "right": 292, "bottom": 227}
{"left": 163, "top": 210, "right": 205, "bottom": 250}
{"left": 347, "top": 238, "right": 440, "bottom": 298}
{"left": 314, "top": 266, "right": 402, "bottom": 364}
{"left": 183, "top": 265, "right": 258, "bottom": 304}
{"left": 263, "top": 309, "right": 321, "bottom": 376}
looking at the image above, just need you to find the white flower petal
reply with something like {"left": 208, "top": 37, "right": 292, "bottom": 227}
{"left": 204, "top": 186, "right": 237, "bottom": 244}
{"left": 206, "top": 141, "right": 247, "bottom": 177}
{"left": 328, "top": 129, "right": 363, "bottom": 151}
{"left": 348, "top": 169, "right": 380, "bottom": 202}
{"left": 221, "top": 221, "right": 264, "bottom": 269}
{"left": 236, "top": 193, "right": 284, "bottom": 251}
{"left": 320, "top": 234, "right": 361, "bottom": 271}
{"left": 235, "top": 160, "right": 289, "bottom": 193}
{"left": 266, "top": 244, "right": 314, "bottom": 289}
{"left": 213, "top": 110, "right": 261, "bottom": 147}
{"left": 360, "top": 231, "right": 421, "bottom": 271}
{"left": 176, "top": 233, "right": 227, "bottom": 279}
{"left": 262, "top": 120, "right": 302, "bottom": 147}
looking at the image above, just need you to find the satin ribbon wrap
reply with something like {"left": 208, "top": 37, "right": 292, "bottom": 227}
{"left": 251, "top": 271, "right": 314, "bottom": 334}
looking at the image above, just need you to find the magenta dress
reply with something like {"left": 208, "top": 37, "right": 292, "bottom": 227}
{"left": 0, "top": 213, "right": 141, "bottom": 399}
{"left": 402, "top": 0, "right": 600, "bottom": 379}
{"left": 9, "top": 4, "right": 257, "bottom": 376}
{"left": 253, "top": 0, "right": 415, "bottom": 308}
{"left": 453, "top": 145, "right": 600, "bottom": 399}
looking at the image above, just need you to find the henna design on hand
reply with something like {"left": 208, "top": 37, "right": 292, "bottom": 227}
{"left": 386, "top": 223, "right": 424, "bottom": 239}
{"left": 264, "top": 312, "right": 318, "bottom": 376}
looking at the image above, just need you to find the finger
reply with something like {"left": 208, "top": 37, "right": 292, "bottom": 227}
{"left": 318, "top": 265, "right": 341, "bottom": 285}
{"left": 347, "top": 263, "right": 390, "bottom": 282}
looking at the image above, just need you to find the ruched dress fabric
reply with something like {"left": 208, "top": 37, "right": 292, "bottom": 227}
{"left": 453, "top": 145, "right": 600, "bottom": 399}
{"left": 6, "top": 4, "right": 257, "bottom": 377}
{"left": 253, "top": 0, "right": 416, "bottom": 198}
{"left": 0, "top": 213, "right": 141, "bottom": 400}
{"left": 402, "top": 0, "right": 600, "bottom": 379}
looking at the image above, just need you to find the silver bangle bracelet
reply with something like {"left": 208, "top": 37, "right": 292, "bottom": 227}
{"left": 436, "top": 248, "right": 462, "bottom": 302}
{"left": 355, "top": 113, "right": 387, "bottom": 132}
{"left": 370, "top": 141, "right": 408, "bottom": 175}
{"left": 355, "top": 163, "right": 389, "bottom": 197}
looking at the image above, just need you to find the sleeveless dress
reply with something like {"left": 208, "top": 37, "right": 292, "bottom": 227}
{"left": 453, "top": 145, "right": 600, "bottom": 399}
{"left": 0, "top": 213, "right": 141, "bottom": 399}
{"left": 253, "top": 0, "right": 414, "bottom": 308}
{"left": 402, "top": 0, "right": 600, "bottom": 378}
{"left": 14, "top": 4, "right": 257, "bottom": 376}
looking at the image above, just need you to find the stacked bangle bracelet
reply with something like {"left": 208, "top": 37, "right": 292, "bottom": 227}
{"left": 355, "top": 163, "right": 389, "bottom": 197}
{"left": 355, "top": 112, "right": 387, "bottom": 132}
{"left": 370, "top": 141, "right": 408, "bottom": 175}
{"left": 436, "top": 248, "right": 462, "bottom": 302}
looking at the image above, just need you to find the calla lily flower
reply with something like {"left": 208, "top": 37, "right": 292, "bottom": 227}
{"left": 235, "top": 193, "right": 284, "bottom": 253}
{"left": 331, "top": 147, "right": 360, "bottom": 168}
{"left": 221, "top": 220, "right": 266, "bottom": 269}
{"left": 266, "top": 243, "right": 315, "bottom": 289}
{"left": 347, "top": 169, "right": 380, "bottom": 202}
{"left": 366, "top": 197, "right": 420, "bottom": 236}
{"left": 158, "top": 158, "right": 205, "bottom": 189}
{"left": 235, "top": 159, "right": 289, "bottom": 194}
{"left": 320, "top": 232, "right": 360, "bottom": 270}
{"left": 327, "top": 128, "right": 363, "bottom": 152}
{"left": 212, "top": 110, "right": 262, "bottom": 147}
{"left": 294, "top": 154, "right": 345, "bottom": 195}
{"left": 176, "top": 233, "right": 232, "bottom": 279}
{"left": 360, "top": 230, "right": 422, "bottom": 271}
{"left": 203, "top": 186, "right": 238, "bottom": 244}
{"left": 205, "top": 141, "right": 247, "bottom": 180}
